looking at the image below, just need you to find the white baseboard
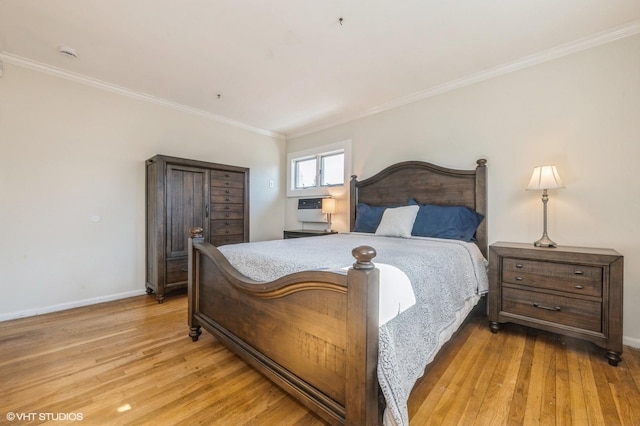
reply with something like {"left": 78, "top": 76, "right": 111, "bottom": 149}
{"left": 0, "top": 289, "right": 148, "bottom": 322}
{"left": 624, "top": 335, "right": 640, "bottom": 349}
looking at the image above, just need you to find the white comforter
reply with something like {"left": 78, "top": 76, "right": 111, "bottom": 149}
{"left": 218, "top": 233, "right": 488, "bottom": 425}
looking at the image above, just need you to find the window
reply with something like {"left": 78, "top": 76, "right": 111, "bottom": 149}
{"left": 293, "top": 152, "right": 344, "bottom": 190}
{"left": 287, "top": 140, "right": 351, "bottom": 197}
{"left": 320, "top": 152, "right": 344, "bottom": 187}
{"left": 294, "top": 156, "right": 317, "bottom": 189}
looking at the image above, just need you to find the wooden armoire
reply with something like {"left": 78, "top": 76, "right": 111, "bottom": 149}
{"left": 146, "top": 155, "right": 249, "bottom": 302}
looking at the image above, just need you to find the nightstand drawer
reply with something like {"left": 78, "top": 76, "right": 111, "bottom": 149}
{"left": 502, "top": 258, "right": 602, "bottom": 297}
{"left": 502, "top": 287, "right": 602, "bottom": 332}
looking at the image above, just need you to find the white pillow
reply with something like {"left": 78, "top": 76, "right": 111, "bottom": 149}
{"left": 375, "top": 205, "right": 419, "bottom": 238}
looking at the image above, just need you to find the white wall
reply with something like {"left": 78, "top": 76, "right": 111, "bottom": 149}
{"left": 0, "top": 63, "right": 285, "bottom": 318}
{"left": 287, "top": 35, "right": 640, "bottom": 346}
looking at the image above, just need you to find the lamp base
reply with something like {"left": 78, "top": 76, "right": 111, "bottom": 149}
{"left": 534, "top": 234, "right": 557, "bottom": 248}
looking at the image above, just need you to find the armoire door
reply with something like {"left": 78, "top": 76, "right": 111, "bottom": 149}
{"left": 166, "top": 164, "right": 209, "bottom": 259}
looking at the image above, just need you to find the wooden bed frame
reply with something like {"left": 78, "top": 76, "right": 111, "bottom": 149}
{"left": 187, "top": 159, "right": 487, "bottom": 425}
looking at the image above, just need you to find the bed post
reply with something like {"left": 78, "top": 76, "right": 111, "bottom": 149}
{"left": 474, "top": 159, "right": 488, "bottom": 259}
{"left": 188, "top": 227, "right": 204, "bottom": 342}
{"left": 349, "top": 174, "right": 358, "bottom": 232}
{"left": 345, "top": 246, "right": 380, "bottom": 425}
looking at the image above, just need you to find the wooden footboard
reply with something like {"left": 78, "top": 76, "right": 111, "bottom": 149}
{"left": 187, "top": 228, "right": 381, "bottom": 425}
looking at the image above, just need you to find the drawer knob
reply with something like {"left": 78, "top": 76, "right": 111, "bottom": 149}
{"left": 574, "top": 270, "right": 584, "bottom": 275}
{"left": 516, "top": 263, "right": 523, "bottom": 268}
{"left": 180, "top": 268, "right": 188, "bottom": 272}
{"left": 574, "top": 285, "right": 584, "bottom": 289}
{"left": 533, "top": 302, "right": 562, "bottom": 311}
{"left": 515, "top": 276, "right": 523, "bottom": 281}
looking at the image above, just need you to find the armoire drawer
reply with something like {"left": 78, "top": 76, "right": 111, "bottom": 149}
{"left": 211, "top": 187, "right": 245, "bottom": 204}
{"left": 211, "top": 219, "right": 244, "bottom": 236}
{"left": 211, "top": 170, "right": 245, "bottom": 188}
{"left": 211, "top": 204, "right": 244, "bottom": 220}
{"left": 211, "top": 235, "right": 245, "bottom": 246}
{"left": 166, "top": 257, "right": 188, "bottom": 284}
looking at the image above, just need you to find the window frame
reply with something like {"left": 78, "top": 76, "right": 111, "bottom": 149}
{"left": 287, "top": 140, "right": 352, "bottom": 198}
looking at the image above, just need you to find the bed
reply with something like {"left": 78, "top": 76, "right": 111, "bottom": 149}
{"left": 187, "top": 159, "right": 488, "bottom": 425}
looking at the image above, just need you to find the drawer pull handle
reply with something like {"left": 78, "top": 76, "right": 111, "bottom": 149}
{"left": 574, "top": 285, "right": 584, "bottom": 289}
{"left": 533, "top": 303, "right": 562, "bottom": 312}
{"left": 225, "top": 189, "right": 230, "bottom": 193}
{"left": 574, "top": 270, "right": 584, "bottom": 275}
{"left": 515, "top": 276, "right": 523, "bottom": 281}
{"left": 516, "top": 264, "right": 523, "bottom": 268}
{"left": 180, "top": 268, "right": 188, "bottom": 272}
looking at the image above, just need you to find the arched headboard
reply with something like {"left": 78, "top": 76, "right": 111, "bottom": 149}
{"left": 350, "top": 159, "right": 488, "bottom": 258}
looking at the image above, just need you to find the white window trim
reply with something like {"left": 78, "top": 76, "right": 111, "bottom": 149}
{"left": 287, "top": 140, "right": 352, "bottom": 198}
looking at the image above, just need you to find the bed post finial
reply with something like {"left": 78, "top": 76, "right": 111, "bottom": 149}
{"left": 190, "top": 227, "right": 204, "bottom": 241}
{"left": 477, "top": 158, "right": 487, "bottom": 167}
{"left": 352, "top": 246, "right": 376, "bottom": 270}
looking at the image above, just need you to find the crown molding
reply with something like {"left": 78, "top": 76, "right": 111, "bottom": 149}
{"left": 3, "top": 18, "right": 638, "bottom": 141}
{"left": 287, "top": 19, "right": 640, "bottom": 139}
{"left": 0, "top": 52, "right": 285, "bottom": 140}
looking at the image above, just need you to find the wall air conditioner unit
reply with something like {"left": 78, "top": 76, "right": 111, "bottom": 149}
{"left": 297, "top": 198, "right": 328, "bottom": 223}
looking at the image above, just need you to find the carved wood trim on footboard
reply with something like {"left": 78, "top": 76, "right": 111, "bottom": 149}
{"left": 187, "top": 227, "right": 381, "bottom": 425}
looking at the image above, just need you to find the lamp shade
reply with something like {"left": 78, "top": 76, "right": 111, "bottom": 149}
{"left": 321, "top": 198, "right": 336, "bottom": 214}
{"left": 526, "top": 165, "right": 564, "bottom": 190}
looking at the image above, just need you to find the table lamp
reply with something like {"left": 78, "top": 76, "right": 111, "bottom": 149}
{"left": 322, "top": 198, "right": 336, "bottom": 231}
{"left": 526, "top": 165, "right": 564, "bottom": 247}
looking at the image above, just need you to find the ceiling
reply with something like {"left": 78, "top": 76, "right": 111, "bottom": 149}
{"left": 1, "top": 1, "right": 639, "bottom": 138}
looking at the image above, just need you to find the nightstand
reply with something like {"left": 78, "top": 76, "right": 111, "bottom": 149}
{"left": 488, "top": 242, "right": 624, "bottom": 366}
{"left": 283, "top": 229, "right": 338, "bottom": 239}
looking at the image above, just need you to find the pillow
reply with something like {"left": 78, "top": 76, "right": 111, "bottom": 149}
{"left": 354, "top": 203, "right": 388, "bottom": 233}
{"left": 410, "top": 202, "right": 484, "bottom": 242}
{"left": 375, "top": 205, "right": 420, "bottom": 238}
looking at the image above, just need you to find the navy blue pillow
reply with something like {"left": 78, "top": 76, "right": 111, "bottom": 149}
{"left": 409, "top": 200, "right": 484, "bottom": 242}
{"left": 354, "top": 203, "right": 388, "bottom": 233}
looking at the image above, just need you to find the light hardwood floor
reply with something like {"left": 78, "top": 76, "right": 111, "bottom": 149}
{"left": 1, "top": 293, "right": 639, "bottom": 425}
